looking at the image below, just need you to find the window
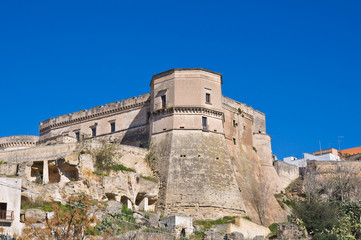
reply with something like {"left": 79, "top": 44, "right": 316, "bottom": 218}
{"left": 161, "top": 95, "right": 166, "bottom": 108}
{"left": 233, "top": 138, "right": 236, "bottom": 145}
{"left": 75, "top": 131, "right": 80, "bottom": 141}
{"left": 202, "top": 117, "right": 208, "bottom": 130}
{"left": 91, "top": 127, "right": 96, "bottom": 137}
{"left": 110, "top": 122, "right": 116, "bottom": 133}
{"left": 206, "top": 93, "right": 211, "bottom": 103}
{"left": 233, "top": 120, "right": 237, "bottom": 127}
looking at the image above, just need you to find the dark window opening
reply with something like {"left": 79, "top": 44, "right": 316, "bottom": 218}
{"left": 161, "top": 95, "right": 166, "bottom": 108}
{"left": 91, "top": 127, "right": 96, "bottom": 137}
{"left": 0, "top": 203, "right": 7, "bottom": 220}
{"left": 75, "top": 131, "right": 80, "bottom": 141}
{"left": 233, "top": 120, "right": 237, "bottom": 127}
{"left": 106, "top": 193, "right": 117, "bottom": 201}
{"left": 206, "top": 93, "right": 211, "bottom": 103}
{"left": 202, "top": 117, "right": 208, "bottom": 130}
{"left": 180, "top": 228, "right": 186, "bottom": 237}
{"left": 110, "top": 122, "right": 116, "bottom": 133}
{"left": 233, "top": 138, "right": 236, "bottom": 145}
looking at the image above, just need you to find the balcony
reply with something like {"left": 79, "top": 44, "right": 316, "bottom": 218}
{"left": 0, "top": 210, "right": 14, "bottom": 222}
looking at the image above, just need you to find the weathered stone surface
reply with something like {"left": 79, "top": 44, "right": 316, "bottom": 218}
{"left": 228, "top": 232, "right": 244, "bottom": 240}
{"left": 106, "top": 200, "right": 123, "bottom": 213}
{"left": 152, "top": 130, "right": 245, "bottom": 220}
{"left": 277, "top": 223, "right": 309, "bottom": 240}
{"left": 25, "top": 209, "right": 46, "bottom": 223}
{"left": 203, "top": 230, "right": 224, "bottom": 240}
{"left": 227, "top": 217, "right": 270, "bottom": 239}
{"left": 0, "top": 163, "right": 17, "bottom": 176}
{"left": 110, "top": 231, "right": 173, "bottom": 240}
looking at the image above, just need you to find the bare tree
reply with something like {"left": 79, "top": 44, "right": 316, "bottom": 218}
{"left": 303, "top": 162, "right": 321, "bottom": 203}
{"left": 246, "top": 167, "right": 273, "bottom": 225}
{"left": 324, "top": 162, "right": 359, "bottom": 202}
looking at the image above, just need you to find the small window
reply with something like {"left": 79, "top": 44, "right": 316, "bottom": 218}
{"left": 202, "top": 117, "right": 208, "bottom": 130}
{"left": 75, "top": 131, "right": 80, "bottom": 141}
{"left": 206, "top": 93, "right": 211, "bottom": 103}
{"left": 91, "top": 127, "right": 96, "bottom": 137}
{"left": 161, "top": 95, "right": 166, "bottom": 108}
{"left": 233, "top": 138, "right": 236, "bottom": 145}
{"left": 110, "top": 122, "right": 116, "bottom": 133}
{"left": 233, "top": 120, "right": 237, "bottom": 127}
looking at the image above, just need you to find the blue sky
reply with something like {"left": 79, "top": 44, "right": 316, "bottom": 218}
{"left": 0, "top": 0, "right": 360, "bottom": 159}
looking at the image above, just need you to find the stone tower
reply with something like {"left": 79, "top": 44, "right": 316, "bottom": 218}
{"left": 149, "top": 69, "right": 245, "bottom": 219}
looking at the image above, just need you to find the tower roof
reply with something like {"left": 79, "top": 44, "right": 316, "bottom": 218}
{"left": 150, "top": 68, "right": 223, "bottom": 86}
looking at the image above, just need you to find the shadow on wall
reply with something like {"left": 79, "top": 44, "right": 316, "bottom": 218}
{"left": 120, "top": 106, "right": 150, "bottom": 148}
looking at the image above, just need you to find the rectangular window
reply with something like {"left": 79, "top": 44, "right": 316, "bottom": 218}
{"left": 233, "top": 138, "right": 236, "bottom": 145}
{"left": 75, "top": 131, "right": 80, "bottom": 141}
{"left": 91, "top": 127, "right": 96, "bottom": 137}
{"left": 206, "top": 93, "right": 211, "bottom": 103}
{"left": 110, "top": 122, "right": 116, "bottom": 133}
{"left": 233, "top": 120, "right": 236, "bottom": 128}
{"left": 161, "top": 95, "right": 166, "bottom": 108}
{"left": 202, "top": 117, "right": 208, "bottom": 130}
{"left": 0, "top": 202, "right": 7, "bottom": 220}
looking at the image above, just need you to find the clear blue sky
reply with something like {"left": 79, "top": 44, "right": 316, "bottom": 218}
{"left": 0, "top": 0, "right": 360, "bottom": 159}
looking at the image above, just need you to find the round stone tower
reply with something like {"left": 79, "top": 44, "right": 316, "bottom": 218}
{"left": 149, "top": 68, "right": 245, "bottom": 219}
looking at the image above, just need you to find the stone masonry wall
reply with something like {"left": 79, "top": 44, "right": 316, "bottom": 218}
{"left": 151, "top": 130, "right": 245, "bottom": 220}
{"left": 39, "top": 94, "right": 151, "bottom": 146}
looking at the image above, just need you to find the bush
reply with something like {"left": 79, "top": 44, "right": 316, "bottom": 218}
{"left": 140, "top": 175, "right": 157, "bottom": 183}
{"left": 194, "top": 216, "right": 236, "bottom": 231}
{"left": 95, "top": 205, "right": 136, "bottom": 236}
{"left": 312, "top": 232, "right": 338, "bottom": 240}
{"left": 242, "top": 215, "right": 252, "bottom": 221}
{"left": 293, "top": 201, "right": 339, "bottom": 234}
{"left": 268, "top": 223, "right": 278, "bottom": 236}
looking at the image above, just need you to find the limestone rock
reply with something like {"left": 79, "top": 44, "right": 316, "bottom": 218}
{"left": 228, "top": 232, "right": 244, "bottom": 240}
{"left": 25, "top": 209, "right": 46, "bottom": 223}
{"left": 203, "top": 230, "right": 224, "bottom": 240}
{"left": 106, "top": 200, "right": 123, "bottom": 213}
{"left": 277, "top": 223, "right": 309, "bottom": 240}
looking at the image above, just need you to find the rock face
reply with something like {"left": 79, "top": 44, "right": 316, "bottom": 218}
{"left": 0, "top": 141, "right": 159, "bottom": 212}
{"left": 25, "top": 209, "right": 46, "bottom": 223}
{"left": 277, "top": 223, "right": 309, "bottom": 240}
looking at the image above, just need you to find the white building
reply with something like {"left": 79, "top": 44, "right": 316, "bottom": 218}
{"left": 284, "top": 148, "right": 340, "bottom": 167}
{"left": 0, "top": 177, "right": 23, "bottom": 236}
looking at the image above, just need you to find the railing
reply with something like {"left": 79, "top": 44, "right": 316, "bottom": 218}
{"left": 0, "top": 210, "right": 14, "bottom": 221}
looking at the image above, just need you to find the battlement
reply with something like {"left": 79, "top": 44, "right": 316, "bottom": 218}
{"left": 39, "top": 93, "right": 150, "bottom": 132}
{"left": 222, "top": 95, "right": 263, "bottom": 120}
{"left": 0, "top": 135, "right": 39, "bottom": 151}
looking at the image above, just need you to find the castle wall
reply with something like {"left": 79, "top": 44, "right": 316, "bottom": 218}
{"left": 0, "top": 136, "right": 39, "bottom": 151}
{"left": 273, "top": 160, "right": 299, "bottom": 190}
{"left": 151, "top": 130, "right": 245, "bottom": 220}
{"left": 39, "top": 94, "right": 151, "bottom": 146}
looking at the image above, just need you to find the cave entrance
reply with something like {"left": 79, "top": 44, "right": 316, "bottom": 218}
{"left": 48, "top": 161, "right": 61, "bottom": 183}
{"left": 57, "top": 159, "right": 79, "bottom": 181}
{"left": 31, "top": 161, "right": 44, "bottom": 183}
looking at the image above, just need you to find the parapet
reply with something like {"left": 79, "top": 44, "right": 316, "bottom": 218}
{"left": 39, "top": 93, "right": 150, "bottom": 132}
{"left": 0, "top": 135, "right": 39, "bottom": 151}
{"left": 222, "top": 95, "right": 262, "bottom": 120}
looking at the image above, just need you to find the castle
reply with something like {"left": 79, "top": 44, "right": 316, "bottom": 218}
{"left": 1, "top": 68, "right": 285, "bottom": 222}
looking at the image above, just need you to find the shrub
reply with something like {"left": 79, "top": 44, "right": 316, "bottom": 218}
{"left": 268, "top": 223, "right": 278, "bottom": 237}
{"left": 242, "top": 215, "right": 252, "bottom": 221}
{"left": 293, "top": 201, "right": 339, "bottom": 234}
{"left": 140, "top": 175, "right": 157, "bottom": 183}
{"left": 312, "top": 232, "right": 338, "bottom": 240}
